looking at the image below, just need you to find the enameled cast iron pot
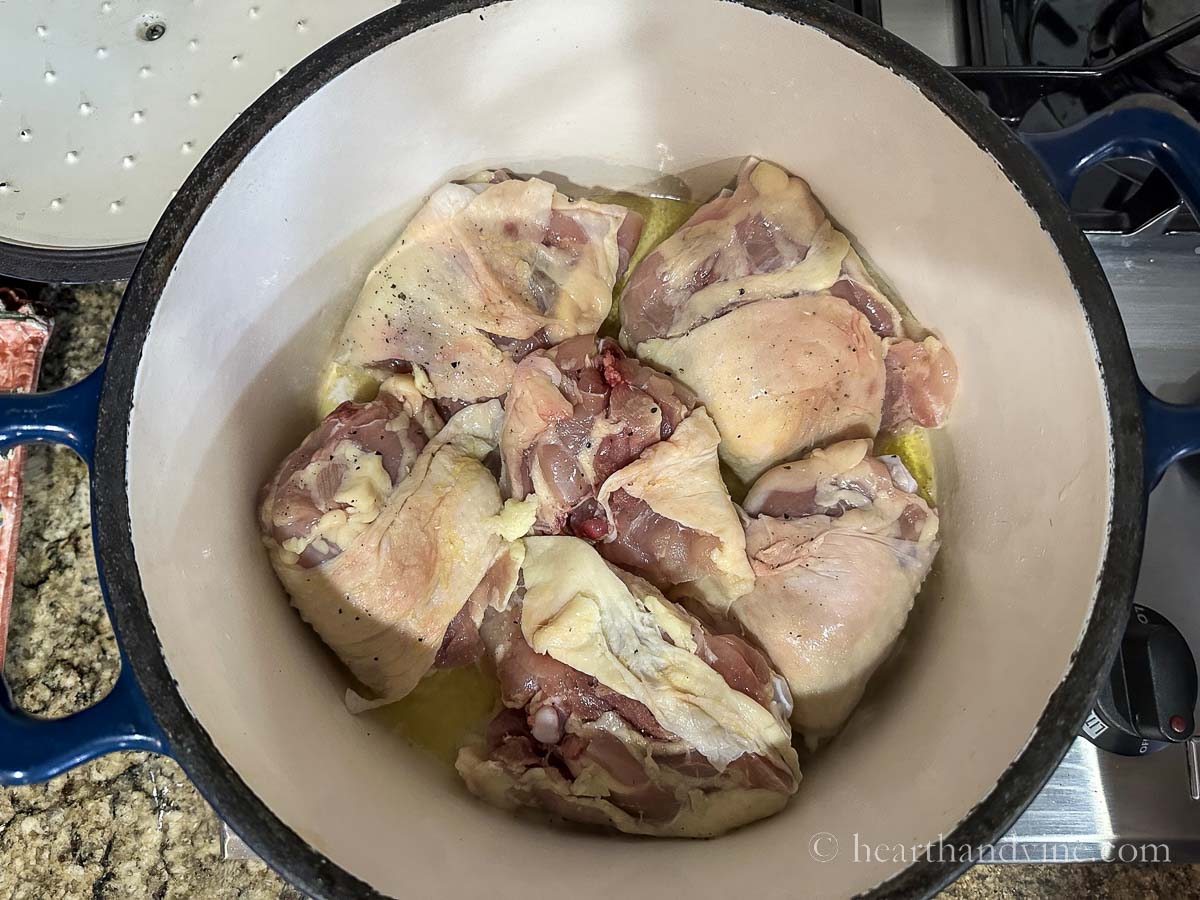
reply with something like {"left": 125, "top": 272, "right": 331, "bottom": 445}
{"left": 3, "top": 1, "right": 1200, "bottom": 896}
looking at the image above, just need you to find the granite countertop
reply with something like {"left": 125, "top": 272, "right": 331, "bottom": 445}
{"left": 0, "top": 284, "right": 1195, "bottom": 899}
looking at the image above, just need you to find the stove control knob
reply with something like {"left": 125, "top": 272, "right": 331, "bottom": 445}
{"left": 1081, "top": 604, "right": 1198, "bottom": 756}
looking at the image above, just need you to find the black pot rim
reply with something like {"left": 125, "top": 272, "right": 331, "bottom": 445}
{"left": 92, "top": 1, "right": 1145, "bottom": 897}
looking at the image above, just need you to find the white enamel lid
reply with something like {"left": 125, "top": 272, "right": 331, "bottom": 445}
{"left": 0, "top": 1, "right": 397, "bottom": 254}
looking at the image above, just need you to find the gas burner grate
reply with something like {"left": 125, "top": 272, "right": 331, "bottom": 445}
{"left": 954, "top": 1, "right": 1200, "bottom": 232}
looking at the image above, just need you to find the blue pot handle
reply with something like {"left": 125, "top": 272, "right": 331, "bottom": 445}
{"left": 1022, "top": 102, "right": 1200, "bottom": 491}
{"left": 0, "top": 366, "right": 166, "bottom": 785}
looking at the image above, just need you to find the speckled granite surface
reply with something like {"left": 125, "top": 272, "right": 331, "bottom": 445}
{"left": 0, "top": 284, "right": 301, "bottom": 900}
{"left": 0, "top": 283, "right": 1195, "bottom": 899}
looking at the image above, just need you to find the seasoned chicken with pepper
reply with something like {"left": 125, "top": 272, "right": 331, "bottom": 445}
{"left": 260, "top": 154, "right": 963, "bottom": 839}
{"left": 260, "top": 394, "right": 534, "bottom": 707}
{"left": 456, "top": 537, "right": 799, "bottom": 837}
{"left": 334, "top": 170, "right": 642, "bottom": 411}
{"left": 621, "top": 157, "right": 956, "bottom": 482}
{"left": 500, "top": 335, "right": 754, "bottom": 605}
{"left": 722, "top": 440, "right": 940, "bottom": 739}
{"left": 638, "top": 294, "right": 887, "bottom": 485}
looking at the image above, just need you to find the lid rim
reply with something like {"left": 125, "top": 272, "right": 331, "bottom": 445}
{"left": 0, "top": 241, "right": 141, "bottom": 284}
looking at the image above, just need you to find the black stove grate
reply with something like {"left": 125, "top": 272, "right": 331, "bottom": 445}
{"left": 953, "top": 0, "right": 1200, "bottom": 231}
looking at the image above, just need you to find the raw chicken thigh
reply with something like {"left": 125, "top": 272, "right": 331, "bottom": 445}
{"left": 620, "top": 158, "right": 902, "bottom": 346}
{"left": 724, "top": 440, "right": 939, "bottom": 739}
{"left": 621, "top": 157, "right": 956, "bottom": 482}
{"left": 456, "top": 537, "right": 799, "bottom": 837}
{"left": 639, "top": 294, "right": 887, "bottom": 486}
{"left": 260, "top": 395, "right": 534, "bottom": 707}
{"left": 335, "top": 170, "right": 642, "bottom": 409}
{"left": 259, "top": 375, "right": 443, "bottom": 569}
{"left": 500, "top": 335, "right": 754, "bottom": 604}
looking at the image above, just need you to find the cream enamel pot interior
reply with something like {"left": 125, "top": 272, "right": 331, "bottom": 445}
{"left": 8, "top": 0, "right": 1200, "bottom": 897}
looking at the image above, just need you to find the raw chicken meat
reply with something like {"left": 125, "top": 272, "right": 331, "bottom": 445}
{"left": 622, "top": 157, "right": 956, "bottom": 482}
{"left": 595, "top": 409, "right": 755, "bottom": 609}
{"left": 882, "top": 336, "right": 959, "bottom": 431}
{"left": 500, "top": 335, "right": 753, "bottom": 603}
{"left": 721, "top": 440, "right": 939, "bottom": 739}
{"left": 639, "top": 295, "right": 886, "bottom": 485}
{"left": 258, "top": 375, "right": 443, "bottom": 568}
{"left": 334, "top": 170, "right": 642, "bottom": 407}
{"left": 500, "top": 335, "right": 693, "bottom": 529}
{"left": 455, "top": 537, "right": 799, "bottom": 837}
{"left": 619, "top": 157, "right": 902, "bottom": 346}
{"left": 255, "top": 154, "right": 965, "bottom": 838}
{"left": 260, "top": 398, "right": 535, "bottom": 707}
